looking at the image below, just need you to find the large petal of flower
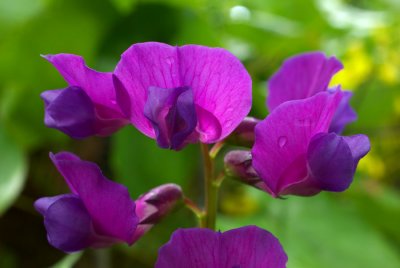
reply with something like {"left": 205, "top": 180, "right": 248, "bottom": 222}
{"left": 114, "top": 42, "right": 252, "bottom": 143}
{"left": 252, "top": 91, "right": 343, "bottom": 196}
{"left": 49, "top": 152, "right": 138, "bottom": 244}
{"left": 155, "top": 226, "right": 287, "bottom": 268}
{"left": 267, "top": 52, "right": 342, "bottom": 111}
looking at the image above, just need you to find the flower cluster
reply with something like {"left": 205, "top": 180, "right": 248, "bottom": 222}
{"left": 37, "top": 43, "right": 370, "bottom": 267}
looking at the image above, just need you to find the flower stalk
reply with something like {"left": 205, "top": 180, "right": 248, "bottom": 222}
{"left": 200, "top": 143, "right": 218, "bottom": 230}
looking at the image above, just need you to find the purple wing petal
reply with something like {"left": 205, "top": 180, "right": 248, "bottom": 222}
{"left": 42, "top": 195, "right": 94, "bottom": 253}
{"left": 252, "top": 91, "right": 343, "bottom": 196}
{"left": 114, "top": 42, "right": 252, "bottom": 143}
{"left": 267, "top": 52, "right": 343, "bottom": 111}
{"left": 144, "top": 86, "right": 197, "bottom": 150}
{"left": 156, "top": 228, "right": 219, "bottom": 268}
{"left": 329, "top": 90, "right": 357, "bottom": 133}
{"left": 156, "top": 226, "right": 287, "bottom": 268}
{"left": 220, "top": 226, "right": 287, "bottom": 268}
{"left": 343, "top": 134, "right": 370, "bottom": 166}
{"left": 43, "top": 54, "right": 119, "bottom": 110}
{"left": 34, "top": 194, "right": 76, "bottom": 215}
{"left": 49, "top": 152, "right": 138, "bottom": 244}
{"left": 307, "top": 133, "right": 355, "bottom": 192}
{"left": 41, "top": 87, "right": 96, "bottom": 139}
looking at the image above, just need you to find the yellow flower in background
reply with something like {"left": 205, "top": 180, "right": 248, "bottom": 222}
{"left": 358, "top": 152, "right": 386, "bottom": 180}
{"left": 379, "top": 62, "right": 398, "bottom": 85}
{"left": 330, "top": 42, "right": 373, "bottom": 89}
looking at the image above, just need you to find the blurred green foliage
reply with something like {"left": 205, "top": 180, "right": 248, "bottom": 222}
{"left": 1, "top": 0, "right": 400, "bottom": 267}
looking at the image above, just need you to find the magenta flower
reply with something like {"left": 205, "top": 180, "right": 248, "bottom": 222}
{"left": 267, "top": 52, "right": 357, "bottom": 133}
{"left": 113, "top": 42, "right": 252, "bottom": 150}
{"left": 34, "top": 152, "right": 182, "bottom": 252}
{"left": 41, "top": 54, "right": 129, "bottom": 138}
{"left": 155, "top": 226, "right": 287, "bottom": 268}
{"left": 251, "top": 90, "right": 370, "bottom": 197}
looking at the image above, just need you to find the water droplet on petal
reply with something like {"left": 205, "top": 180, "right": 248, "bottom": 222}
{"left": 278, "top": 136, "right": 287, "bottom": 148}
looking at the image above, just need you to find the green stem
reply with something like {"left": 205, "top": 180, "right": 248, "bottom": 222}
{"left": 200, "top": 143, "right": 218, "bottom": 230}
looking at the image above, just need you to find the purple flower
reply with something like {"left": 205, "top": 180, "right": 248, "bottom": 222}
{"left": 113, "top": 42, "right": 252, "bottom": 150}
{"left": 34, "top": 152, "right": 182, "bottom": 252}
{"left": 251, "top": 90, "right": 370, "bottom": 197}
{"left": 41, "top": 54, "right": 129, "bottom": 138}
{"left": 267, "top": 52, "right": 357, "bottom": 133}
{"left": 155, "top": 226, "right": 287, "bottom": 268}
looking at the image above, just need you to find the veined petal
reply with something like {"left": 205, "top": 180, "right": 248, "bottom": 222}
{"left": 114, "top": 42, "right": 252, "bottom": 144}
{"left": 267, "top": 52, "right": 342, "bottom": 111}
{"left": 49, "top": 152, "right": 138, "bottom": 244}
{"left": 252, "top": 91, "right": 343, "bottom": 196}
{"left": 155, "top": 226, "right": 287, "bottom": 268}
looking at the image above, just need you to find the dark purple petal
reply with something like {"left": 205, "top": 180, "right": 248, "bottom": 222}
{"left": 307, "top": 133, "right": 355, "bottom": 192}
{"left": 155, "top": 226, "right": 287, "bottom": 268}
{"left": 144, "top": 86, "right": 197, "bottom": 150}
{"left": 329, "top": 90, "right": 357, "bottom": 133}
{"left": 41, "top": 195, "right": 95, "bottom": 253}
{"left": 343, "top": 134, "right": 370, "bottom": 167}
{"left": 252, "top": 91, "right": 343, "bottom": 196}
{"left": 41, "top": 87, "right": 97, "bottom": 139}
{"left": 49, "top": 152, "right": 138, "bottom": 244}
{"left": 34, "top": 194, "right": 75, "bottom": 215}
{"left": 267, "top": 52, "right": 343, "bottom": 111}
{"left": 114, "top": 42, "right": 252, "bottom": 144}
{"left": 132, "top": 184, "right": 182, "bottom": 243}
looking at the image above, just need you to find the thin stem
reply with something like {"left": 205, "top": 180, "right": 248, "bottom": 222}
{"left": 183, "top": 196, "right": 204, "bottom": 219}
{"left": 209, "top": 141, "right": 225, "bottom": 159}
{"left": 200, "top": 143, "right": 218, "bottom": 230}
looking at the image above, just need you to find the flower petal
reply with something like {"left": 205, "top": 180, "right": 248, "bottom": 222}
{"left": 42, "top": 195, "right": 94, "bottom": 253}
{"left": 144, "top": 86, "right": 197, "bottom": 150}
{"left": 114, "top": 42, "right": 252, "bottom": 143}
{"left": 220, "top": 226, "right": 287, "bottom": 268}
{"left": 343, "top": 134, "right": 370, "bottom": 166}
{"left": 307, "top": 133, "right": 355, "bottom": 192}
{"left": 41, "top": 87, "right": 97, "bottom": 139}
{"left": 329, "top": 90, "right": 357, "bottom": 133}
{"left": 156, "top": 228, "right": 219, "bottom": 268}
{"left": 155, "top": 226, "right": 287, "bottom": 268}
{"left": 267, "top": 52, "right": 342, "bottom": 111}
{"left": 252, "top": 91, "right": 343, "bottom": 196}
{"left": 34, "top": 194, "right": 75, "bottom": 215}
{"left": 43, "top": 54, "right": 118, "bottom": 110}
{"left": 49, "top": 152, "right": 138, "bottom": 244}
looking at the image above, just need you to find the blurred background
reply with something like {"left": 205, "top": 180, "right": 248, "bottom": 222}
{"left": 1, "top": 0, "right": 400, "bottom": 267}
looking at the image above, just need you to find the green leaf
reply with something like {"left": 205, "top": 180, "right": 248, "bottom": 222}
{"left": 0, "top": 128, "right": 27, "bottom": 215}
